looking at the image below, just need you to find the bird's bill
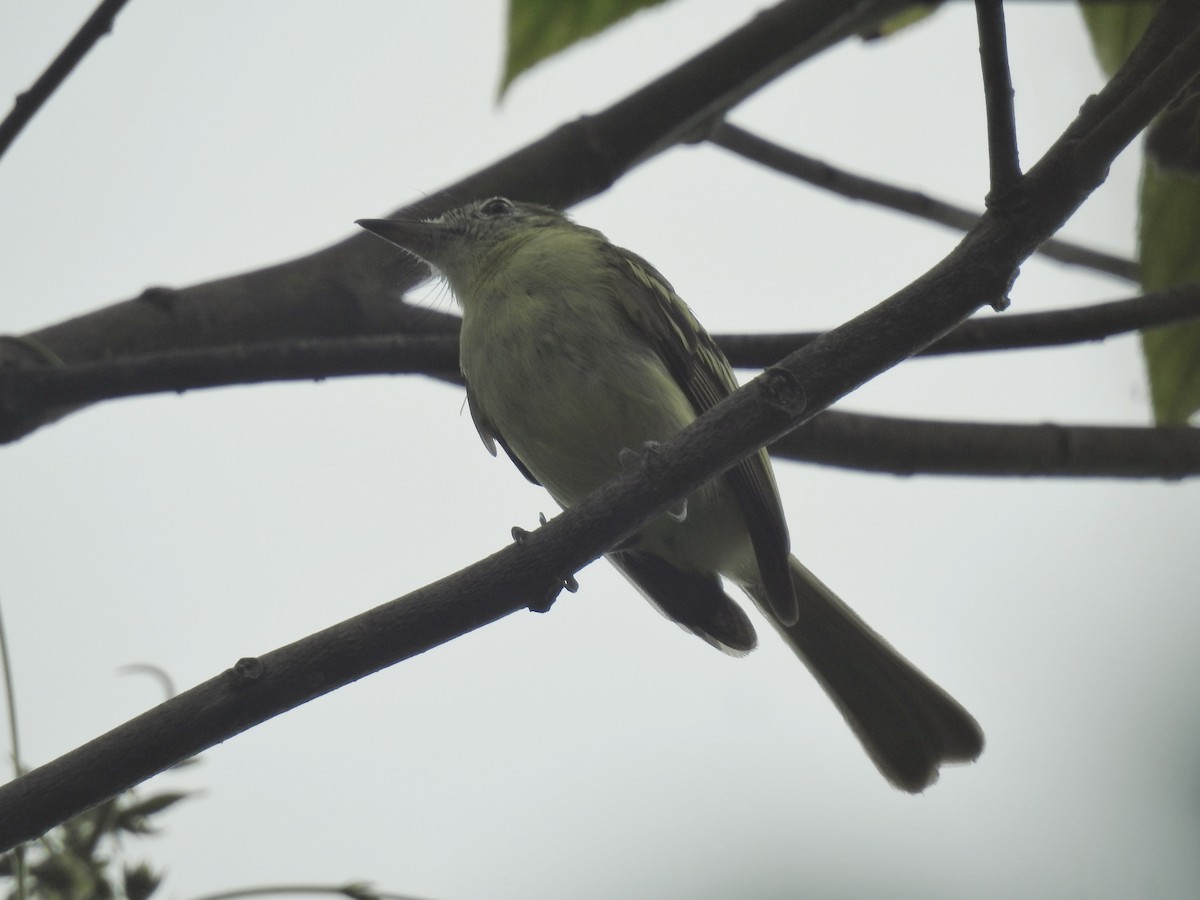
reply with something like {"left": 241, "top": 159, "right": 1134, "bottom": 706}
{"left": 356, "top": 217, "right": 447, "bottom": 264}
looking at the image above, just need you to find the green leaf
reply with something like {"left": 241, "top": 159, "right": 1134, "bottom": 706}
{"left": 863, "top": 3, "right": 942, "bottom": 41}
{"left": 1079, "top": 0, "right": 1156, "bottom": 77}
{"left": 501, "top": 0, "right": 674, "bottom": 96}
{"left": 1080, "top": 1, "right": 1200, "bottom": 424}
{"left": 1146, "top": 78, "right": 1200, "bottom": 179}
{"left": 1139, "top": 160, "right": 1200, "bottom": 424}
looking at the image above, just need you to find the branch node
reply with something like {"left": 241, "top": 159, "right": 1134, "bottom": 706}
{"left": 528, "top": 572, "right": 576, "bottom": 614}
{"left": 231, "top": 657, "right": 264, "bottom": 684}
{"left": 760, "top": 365, "right": 806, "bottom": 414}
{"left": 989, "top": 265, "right": 1019, "bottom": 312}
{"left": 982, "top": 183, "right": 1026, "bottom": 214}
{"left": 617, "top": 442, "right": 688, "bottom": 520}
{"left": 137, "top": 286, "right": 180, "bottom": 314}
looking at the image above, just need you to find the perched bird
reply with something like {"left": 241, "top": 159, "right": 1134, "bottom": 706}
{"left": 358, "top": 197, "right": 983, "bottom": 791}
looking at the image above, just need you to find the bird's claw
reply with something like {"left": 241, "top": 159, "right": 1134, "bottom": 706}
{"left": 512, "top": 519, "right": 578, "bottom": 613}
{"left": 619, "top": 440, "right": 663, "bottom": 472}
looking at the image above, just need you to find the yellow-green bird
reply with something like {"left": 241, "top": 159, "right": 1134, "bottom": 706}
{"left": 358, "top": 197, "right": 983, "bottom": 791}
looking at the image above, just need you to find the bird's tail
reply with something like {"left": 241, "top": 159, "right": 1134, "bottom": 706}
{"left": 748, "top": 558, "right": 983, "bottom": 792}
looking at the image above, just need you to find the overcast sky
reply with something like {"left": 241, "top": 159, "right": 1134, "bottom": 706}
{"left": 3, "top": 2, "right": 1199, "bottom": 899}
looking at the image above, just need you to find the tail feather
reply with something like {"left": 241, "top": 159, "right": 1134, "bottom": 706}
{"left": 751, "top": 558, "right": 983, "bottom": 792}
{"left": 609, "top": 549, "right": 757, "bottom": 655}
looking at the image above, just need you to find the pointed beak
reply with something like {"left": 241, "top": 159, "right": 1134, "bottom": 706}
{"left": 356, "top": 217, "right": 446, "bottom": 264}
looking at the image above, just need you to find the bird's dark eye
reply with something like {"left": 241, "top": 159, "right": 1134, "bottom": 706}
{"left": 478, "top": 197, "right": 514, "bottom": 218}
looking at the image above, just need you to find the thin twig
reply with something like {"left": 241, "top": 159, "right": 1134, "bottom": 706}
{"left": 0, "top": 600, "right": 22, "bottom": 778}
{"left": 717, "top": 282, "right": 1200, "bottom": 365}
{"left": 187, "top": 886, "right": 430, "bottom": 900}
{"left": 0, "top": 595, "right": 28, "bottom": 897}
{"left": 707, "top": 122, "right": 1137, "bottom": 281}
{"left": 929, "top": 283, "right": 1200, "bottom": 351}
{"left": 0, "top": 0, "right": 134, "bottom": 161}
{"left": 974, "top": 0, "right": 1022, "bottom": 198}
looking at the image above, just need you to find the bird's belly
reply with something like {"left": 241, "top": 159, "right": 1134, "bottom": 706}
{"left": 466, "top": 328, "right": 751, "bottom": 575}
{"left": 479, "top": 336, "right": 690, "bottom": 502}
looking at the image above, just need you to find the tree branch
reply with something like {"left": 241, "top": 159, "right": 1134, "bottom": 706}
{"left": 1, "top": 0, "right": 1196, "bottom": 851}
{"left": 0, "top": 0, "right": 134, "bottom": 161}
{"left": 974, "top": 0, "right": 1022, "bottom": 198}
{"left": 22, "top": 284, "right": 1197, "bottom": 411}
{"left": 0, "top": 335, "right": 463, "bottom": 413}
{"left": 0, "top": 0, "right": 912, "bottom": 444}
{"left": 777, "top": 411, "right": 1200, "bottom": 478}
{"left": 707, "top": 122, "right": 1138, "bottom": 282}
{"left": 717, "top": 282, "right": 1200, "bottom": 364}
{"left": 3, "top": 286, "right": 1197, "bottom": 479}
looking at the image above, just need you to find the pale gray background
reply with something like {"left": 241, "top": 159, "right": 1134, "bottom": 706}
{"left": 3, "top": 2, "right": 1199, "bottom": 898}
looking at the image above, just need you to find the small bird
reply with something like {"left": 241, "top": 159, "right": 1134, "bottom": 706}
{"left": 358, "top": 198, "right": 983, "bottom": 791}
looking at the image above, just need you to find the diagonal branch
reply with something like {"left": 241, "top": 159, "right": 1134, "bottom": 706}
{"left": 707, "top": 122, "right": 1138, "bottom": 281}
{"left": 0, "top": 0, "right": 134, "bottom": 162}
{"left": 0, "top": 0, "right": 913, "bottom": 444}
{"left": 0, "top": 0, "right": 1196, "bottom": 851}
